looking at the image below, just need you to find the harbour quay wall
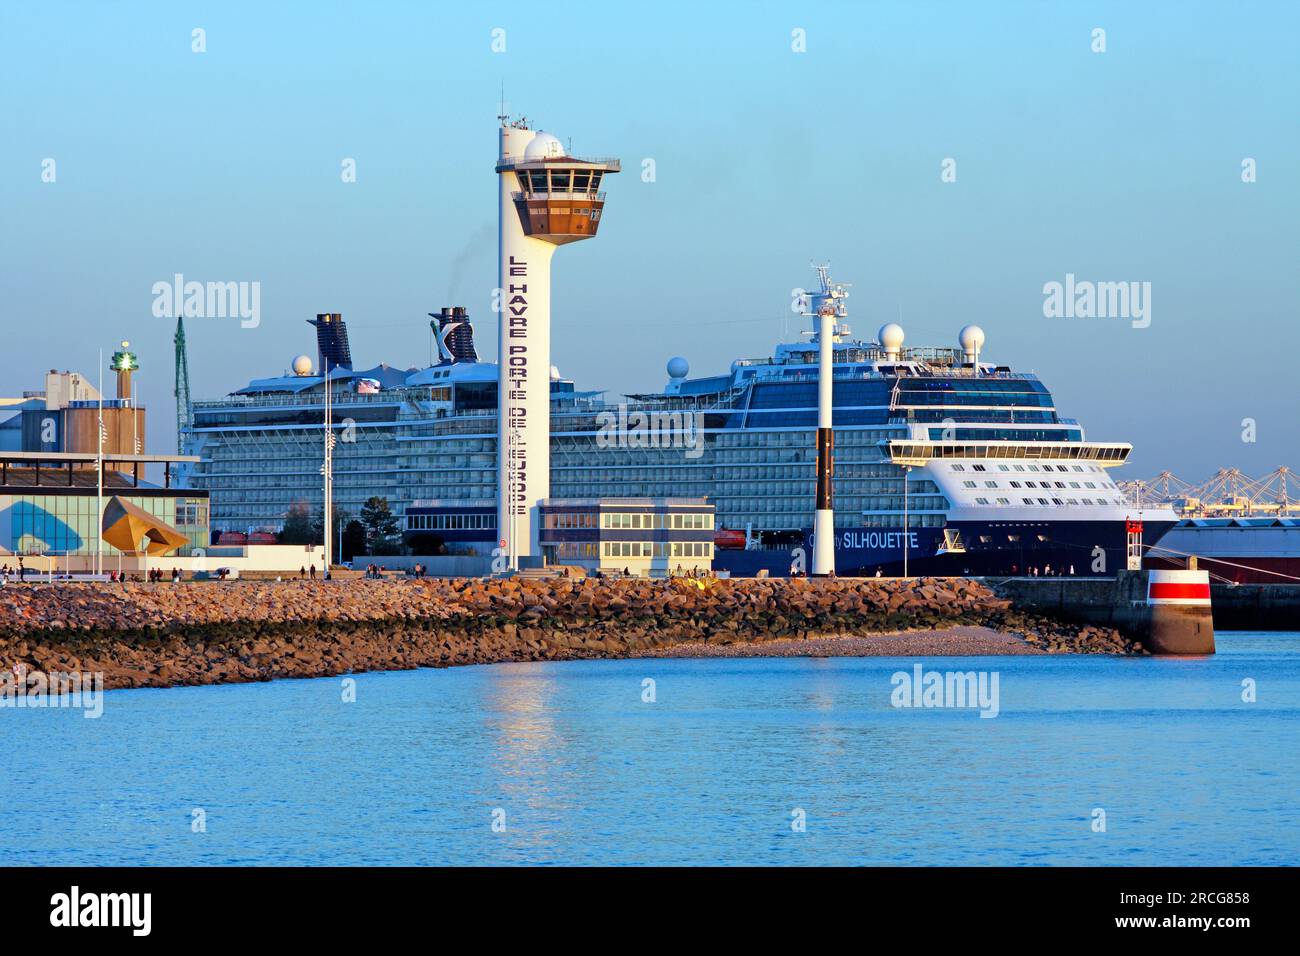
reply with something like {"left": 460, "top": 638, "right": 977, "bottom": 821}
{"left": 1207, "top": 583, "right": 1300, "bottom": 631}
{"left": 354, "top": 555, "right": 495, "bottom": 577}
{"left": 990, "top": 571, "right": 1215, "bottom": 655}
{"left": 0, "top": 576, "right": 1140, "bottom": 690}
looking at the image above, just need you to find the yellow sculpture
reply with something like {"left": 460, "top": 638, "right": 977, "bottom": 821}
{"left": 101, "top": 496, "right": 190, "bottom": 555}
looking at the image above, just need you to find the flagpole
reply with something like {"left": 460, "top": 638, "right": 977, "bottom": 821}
{"left": 323, "top": 364, "right": 332, "bottom": 579}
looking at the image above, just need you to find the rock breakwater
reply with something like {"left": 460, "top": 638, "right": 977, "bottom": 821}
{"left": 0, "top": 576, "right": 1144, "bottom": 690}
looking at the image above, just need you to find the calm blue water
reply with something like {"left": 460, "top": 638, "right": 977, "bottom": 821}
{"left": 2, "top": 633, "right": 1297, "bottom": 866}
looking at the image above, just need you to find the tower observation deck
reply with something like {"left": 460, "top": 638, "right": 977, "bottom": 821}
{"left": 497, "top": 132, "right": 620, "bottom": 244}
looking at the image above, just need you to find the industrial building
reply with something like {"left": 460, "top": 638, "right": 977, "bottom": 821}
{"left": 0, "top": 344, "right": 146, "bottom": 457}
{"left": 0, "top": 342, "right": 211, "bottom": 572}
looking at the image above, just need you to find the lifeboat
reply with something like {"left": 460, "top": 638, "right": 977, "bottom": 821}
{"left": 714, "top": 528, "right": 747, "bottom": 550}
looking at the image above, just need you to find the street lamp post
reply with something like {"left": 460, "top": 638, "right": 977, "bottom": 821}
{"left": 96, "top": 349, "right": 104, "bottom": 578}
{"left": 902, "top": 464, "right": 911, "bottom": 578}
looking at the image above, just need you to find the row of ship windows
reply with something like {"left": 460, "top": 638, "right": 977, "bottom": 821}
{"left": 951, "top": 463, "right": 1103, "bottom": 474}
{"left": 973, "top": 496, "right": 1113, "bottom": 507}
{"left": 199, "top": 485, "right": 923, "bottom": 508}
{"left": 203, "top": 486, "right": 936, "bottom": 512}
{"left": 202, "top": 459, "right": 905, "bottom": 480}
{"left": 960, "top": 479, "right": 1116, "bottom": 491}
{"left": 861, "top": 496, "right": 950, "bottom": 512}
{"left": 861, "top": 514, "right": 947, "bottom": 528}
{"left": 204, "top": 428, "right": 913, "bottom": 454}
{"left": 204, "top": 450, "right": 899, "bottom": 470}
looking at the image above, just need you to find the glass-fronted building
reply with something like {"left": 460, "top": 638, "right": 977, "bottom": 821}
{"left": 0, "top": 453, "right": 209, "bottom": 559}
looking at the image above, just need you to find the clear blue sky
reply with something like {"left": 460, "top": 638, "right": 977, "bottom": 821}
{"left": 2, "top": 1, "right": 1296, "bottom": 480}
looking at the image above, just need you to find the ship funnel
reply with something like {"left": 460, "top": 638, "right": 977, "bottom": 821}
{"left": 430, "top": 307, "right": 479, "bottom": 364}
{"left": 309, "top": 313, "right": 353, "bottom": 373}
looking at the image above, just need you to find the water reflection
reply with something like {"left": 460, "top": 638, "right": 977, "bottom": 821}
{"left": 3, "top": 636, "right": 1297, "bottom": 865}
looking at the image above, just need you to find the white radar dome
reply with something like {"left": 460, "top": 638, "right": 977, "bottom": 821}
{"left": 877, "top": 323, "right": 905, "bottom": 351}
{"left": 524, "top": 132, "right": 566, "bottom": 161}
{"left": 291, "top": 355, "right": 314, "bottom": 376}
{"left": 958, "top": 324, "right": 986, "bottom": 353}
{"left": 667, "top": 356, "right": 689, "bottom": 379}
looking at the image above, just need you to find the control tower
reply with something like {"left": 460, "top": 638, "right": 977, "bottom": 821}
{"left": 495, "top": 116, "right": 619, "bottom": 566}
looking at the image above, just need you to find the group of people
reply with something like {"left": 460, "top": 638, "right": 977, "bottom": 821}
{"left": 142, "top": 568, "right": 184, "bottom": 584}
{"left": 108, "top": 569, "right": 181, "bottom": 583}
{"left": 2, "top": 562, "right": 193, "bottom": 585}
{"left": 296, "top": 565, "right": 328, "bottom": 580}
{"left": 586, "top": 565, "right": 715, "bottom": 580}
{"left": 1009, "top": 564, "right": 1076, "bottom": 577}
{"left": 789, "top": 567, "right": 837, "bottom": 579}
{"left": 671, "top": 565, "right": 712, "bottom": 579}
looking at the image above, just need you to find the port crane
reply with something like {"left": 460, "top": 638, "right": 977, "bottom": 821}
{"left": 1120, "top": 466, "right": 1300, "bottom": 518}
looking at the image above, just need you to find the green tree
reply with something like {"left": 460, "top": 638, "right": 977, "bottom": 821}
{"left": 278, "top": 501, "right": 315, "bottom": 544}
{"left": 311, "top": 506, "right": 352, "bottom": 549}
{"left": 405, "top": 531, "right": 446, "bottom": 556}
{"left": 360, "top": 496, "right": 400, "bottom": 554}
{"left": 341, "top": 519, "right": 367, "bottom": 561}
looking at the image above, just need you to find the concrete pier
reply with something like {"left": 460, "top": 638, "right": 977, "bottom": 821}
{"left": 1207, "top": 583, "right": 1300, "bottom": 631}
{"left": 991, "top": 570, "right": 1215, "bottom": 655}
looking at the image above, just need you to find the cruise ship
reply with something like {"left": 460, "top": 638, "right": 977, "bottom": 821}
{"left": 182, "top": 270, "right": 1177, "bottom": 576}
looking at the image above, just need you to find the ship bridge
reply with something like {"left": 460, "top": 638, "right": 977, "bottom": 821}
{"left": 887, "top": 439, "right": 1131, "bottom": 467}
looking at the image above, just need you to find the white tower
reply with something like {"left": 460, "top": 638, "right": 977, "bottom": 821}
{"left": 496, "top": 118, "right": 619, "bottom": 567}
{"left": 806, "top": 265, "right": 850, "bottom": 577}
